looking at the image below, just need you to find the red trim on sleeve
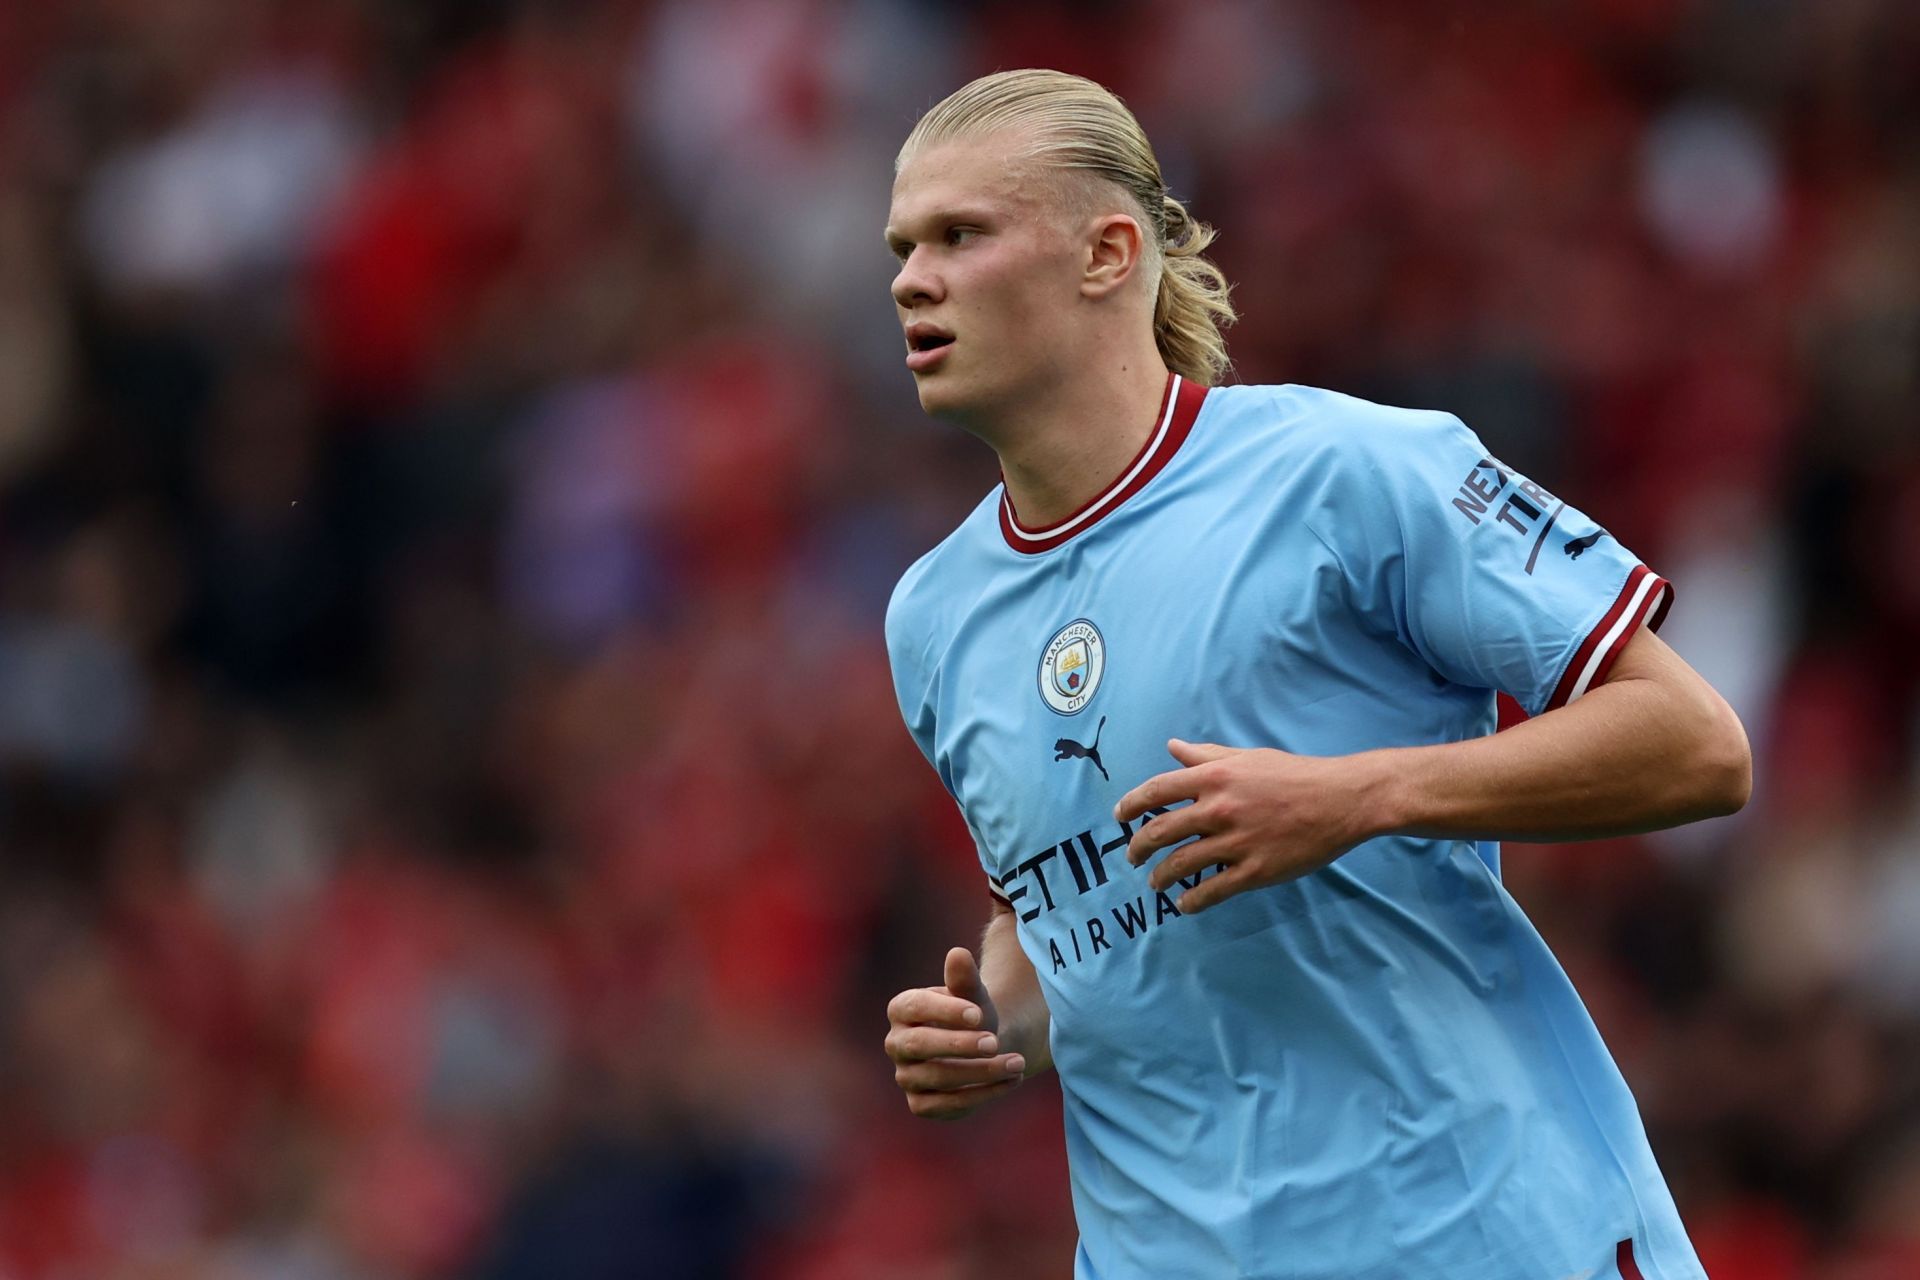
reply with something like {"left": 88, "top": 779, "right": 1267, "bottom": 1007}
{"left": 1616, "top": 1238, "right": 1646, "bottom": 1280}
{"left": 1544, "top": 564, "right": 1674, "bottom": 711}
{"left": 1646, "top": 580, "right": 1674, "bottom": 632}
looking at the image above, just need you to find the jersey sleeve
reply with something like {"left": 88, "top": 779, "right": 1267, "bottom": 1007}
{"left": 1304, "top": 402, "right": 1672, "bottom": 716}
{"left": 885, "top": 566, "right": 1013, "bottom": 908}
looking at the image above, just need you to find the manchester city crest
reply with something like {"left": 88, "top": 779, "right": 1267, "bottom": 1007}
{"left": 1038, "top": 618, "right": 1105, "bottom": 715}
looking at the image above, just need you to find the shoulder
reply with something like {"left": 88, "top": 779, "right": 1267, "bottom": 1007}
{"left": 1185, "top": 383, "right": 1481, "bottom": 522}
{"left": 1198, "top": 383, "right": 1496, "bottom": 573}
{"left": 884, "top": 486, "right": 1003, "bottom": 678}
{"left": 1202, "top": 381, "right": 1473, "bottom": 465}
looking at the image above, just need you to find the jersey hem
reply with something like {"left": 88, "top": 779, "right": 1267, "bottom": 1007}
{"left": 1073, "top": 1222, "right": 1668, "bottom": 1280}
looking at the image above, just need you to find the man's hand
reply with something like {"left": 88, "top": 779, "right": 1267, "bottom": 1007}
{"left": 1115, "top": 738, "right": 1385, "bottom": 914}
{"left": 884, "top": 946, "right": 1028, "bottom": 1120}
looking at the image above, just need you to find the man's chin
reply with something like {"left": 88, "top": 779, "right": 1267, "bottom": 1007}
{"left": 914, "top": 374, "right": 969, "bottom": 419}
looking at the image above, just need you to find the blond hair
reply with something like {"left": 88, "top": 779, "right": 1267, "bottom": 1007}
{"left": 897, "top": 69, "right": 1236, "bottom": 386}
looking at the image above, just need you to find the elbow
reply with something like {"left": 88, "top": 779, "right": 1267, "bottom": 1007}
{"left": 1694, "top": 696, "right": 1753, "bottom": 818}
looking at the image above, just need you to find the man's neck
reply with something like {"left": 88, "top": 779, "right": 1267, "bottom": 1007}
{"left": 989, "top": 354, "right": 1173, "bottom": 530}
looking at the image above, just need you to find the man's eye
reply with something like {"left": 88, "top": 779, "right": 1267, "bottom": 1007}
{"left": 946, "top": 227, "right": 977, "bottom": 246}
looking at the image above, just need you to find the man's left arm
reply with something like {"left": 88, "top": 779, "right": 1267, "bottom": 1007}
{"left": 1115, "top": 625, "right": 1751, "bottom": 914}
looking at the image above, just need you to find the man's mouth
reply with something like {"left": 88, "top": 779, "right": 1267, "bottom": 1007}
{"left": 905, "top": 328, "right": 955, "bottom": 372}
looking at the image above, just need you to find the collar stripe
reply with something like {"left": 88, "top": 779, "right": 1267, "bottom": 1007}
{"left": 999, "top": 374, "right": 1208, "bottom": 554}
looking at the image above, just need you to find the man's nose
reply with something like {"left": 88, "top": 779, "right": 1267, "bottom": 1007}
{"left": 891, "top": 248, "right": 941, "bottom": 308}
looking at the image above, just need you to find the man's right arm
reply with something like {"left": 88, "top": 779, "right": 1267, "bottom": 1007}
{"left": 978, "top": 898, "right": 1052, "bottom": 1077}
{"left": 884, "top": 899, "right": 1052, "bottom": 1120}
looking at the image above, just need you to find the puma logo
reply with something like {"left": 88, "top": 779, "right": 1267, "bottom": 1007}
{"left": 1564, "top": 531, "right": 1603, "bottom": 560}
{"left": 1053, "top": 715, "right": 1108, "bottom": 781}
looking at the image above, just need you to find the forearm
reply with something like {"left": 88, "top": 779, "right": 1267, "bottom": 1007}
{"left": 980, "top": 905, "right": 1052, "bottom": 1075}
{"left": 1369, "top": 645, "right": 1751, "bottom": 843}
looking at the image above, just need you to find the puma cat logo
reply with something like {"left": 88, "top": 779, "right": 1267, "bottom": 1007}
{"left": 1053, "top": 715, "right": 1109, "bottom": 781}
{"left": 1564, "top": 531, "right": 1603, "bottom": 560}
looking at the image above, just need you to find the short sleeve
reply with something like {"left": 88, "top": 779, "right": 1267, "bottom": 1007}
{"left": 883, "top": 572, "right": 941, "bottom": 774}
{"left": 885, "top": 567, "right": 1011, "bottom": 908}
{"left": 1305, "top": 403, "right": 1672, "bottom": 717}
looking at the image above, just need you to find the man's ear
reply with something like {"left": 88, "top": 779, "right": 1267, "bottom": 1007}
{"left": 1081, "top": 213, "right": 1147, "bottom": 299}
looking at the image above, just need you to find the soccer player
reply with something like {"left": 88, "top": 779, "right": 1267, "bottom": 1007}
{"left": 880, "top": 69, "right": 1749, "bottom": 1280}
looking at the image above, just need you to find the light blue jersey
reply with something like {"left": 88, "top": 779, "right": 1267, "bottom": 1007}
{"left": 885, "top": 377, "right": 1698, "bottom": 1280}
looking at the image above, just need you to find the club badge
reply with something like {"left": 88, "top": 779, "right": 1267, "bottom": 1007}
{"left": 1038, "top": 618, "right": 1105, "bottom": 715}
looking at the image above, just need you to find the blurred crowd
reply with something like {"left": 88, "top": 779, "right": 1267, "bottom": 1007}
{"left": 0, "top": 0, "right": 1917, "bottom": 1276}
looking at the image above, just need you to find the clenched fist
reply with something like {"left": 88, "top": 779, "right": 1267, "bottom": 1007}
{"left": 884, "top": 946, "right": 1028, "bottom": 1120}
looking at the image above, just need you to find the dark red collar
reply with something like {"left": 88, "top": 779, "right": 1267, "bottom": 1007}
{"left": 998, "top": 373, "right": 1209, "bottom": 554}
